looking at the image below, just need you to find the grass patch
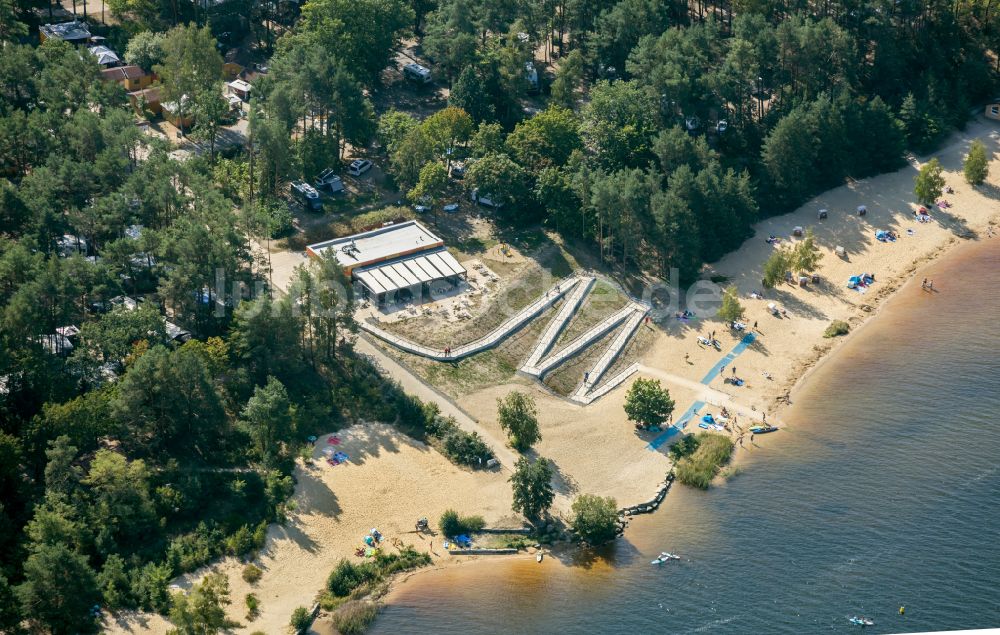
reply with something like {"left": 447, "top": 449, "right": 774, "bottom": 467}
{"left": 824, "top": 319, "right": 850, "bottom": 338}
{"left": 320, "top": 546, "right": 432, "bottom": 609}
{"left": 330, "top": 600, "right": 379, "bottom": 635}
{"left": 377, "top": 300, "right": 556, "bottom": 397}
{"left": 552, "top": 280, "right": 630, "bottom": 349}
{"left": 673, "top": 432, "right": 735, "bottom": 489}
{"left": 473, "top": 533, "right": 534, "bottom": 549}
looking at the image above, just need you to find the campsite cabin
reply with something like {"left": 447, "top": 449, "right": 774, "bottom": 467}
{"left": 39, "top": 21, "right": 91, "bottom": 44}
{"left": 88, "top": 45, "right": 121, "bottom": 67}
{"left": 818, "top": 209, "right": 828, "bottom": 219}
{"left": 226, "top": 79, "right": 252, "bottom": 102}
{"left": 161, "top": 96, "right": 194, "bottom": 129}
{"left": 102, "top": 65, "right": 151, "bottom": 91}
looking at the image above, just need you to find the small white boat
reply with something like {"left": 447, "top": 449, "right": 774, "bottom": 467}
{"left": 651, "top": 552, "right": 680, "bottom": 565}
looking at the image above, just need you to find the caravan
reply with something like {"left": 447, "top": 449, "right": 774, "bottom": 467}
{"left": 291, "top": 181, "right": 322, "bottom": 211}
{"left": 403, "top": 63, "right": 432, "bottom": 85}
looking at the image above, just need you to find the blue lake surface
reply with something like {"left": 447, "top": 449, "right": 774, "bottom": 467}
{"left": 372, "top": 240, "right": 1000, "bottom": 634}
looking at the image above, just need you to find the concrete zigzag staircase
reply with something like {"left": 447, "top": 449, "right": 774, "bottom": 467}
{"left": 520, "top": 277, "right": 595, "bottom": 374}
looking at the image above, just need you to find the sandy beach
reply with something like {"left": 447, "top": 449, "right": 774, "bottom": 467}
{"left": 107, "top": 118, "right": 1000, "bottom": 633}
{"left": 105, "top": 423, "right": 515, "bottom": 634}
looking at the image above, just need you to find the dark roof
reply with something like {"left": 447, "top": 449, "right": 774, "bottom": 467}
{"left": 102, "top": 65, "right": 146, "bottom": 82}
{"left": 40, "top": 21, "right": 91, "bottom": 41}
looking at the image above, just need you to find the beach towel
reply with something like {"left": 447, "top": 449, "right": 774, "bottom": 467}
{"left": 698, "top": 422, "right": 711, "bottom": 429}
{"left": 327, "top": 436, "right": 341, "bottom": 445}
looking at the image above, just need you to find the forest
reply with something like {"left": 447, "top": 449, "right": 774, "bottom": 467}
{"left": 0, "top": 0, "right": 998, "bottom": 629}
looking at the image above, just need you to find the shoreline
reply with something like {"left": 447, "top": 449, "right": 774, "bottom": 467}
{"left": 773, "top": 233, "right": 967, "bottom": 415}
{"left": 105, "top": 118, "right": 1000, "bottom": 635}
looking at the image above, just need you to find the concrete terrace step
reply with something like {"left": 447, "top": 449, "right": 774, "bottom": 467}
{"left": 572, "top": 362, "right": 641, "bottom": 405}
{"left": 572, "top": 305, "right": 648, "bottom": 400}
{"left": 522, "top": 303, "right": 637, "bottom": 377}
{"left": 358, "top": 276, "right": 582, "bottom": 361}
{"left": 521, "top": 277, "right": 595, "bottom": 371}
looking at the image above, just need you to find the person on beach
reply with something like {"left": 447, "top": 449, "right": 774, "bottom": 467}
{"left": 753, "top": 321, "right": 758, "bottom": 330}
{"left": 922, "top": 278, "right": 927, "bottom": 290}
{"left": 720, "top": 364, "right": 726, "bottom": 375}
{"left": 684, "top": 353, "right": 690, "bottom": 363}
{"left": 732, "top": 366, "right": 736, "bottom": 376}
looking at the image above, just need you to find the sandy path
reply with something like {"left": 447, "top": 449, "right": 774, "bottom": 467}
{"left": 105, "top": 423, "right": 514, "bottom": 635}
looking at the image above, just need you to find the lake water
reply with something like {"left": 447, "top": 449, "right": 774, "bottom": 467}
{"left": 372, "top": 240, "right": 1000, "bottom": 634}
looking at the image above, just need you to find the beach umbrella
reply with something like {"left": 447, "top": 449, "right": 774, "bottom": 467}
{"left": 307, "top": 435, "right": 317, "bottom": 442}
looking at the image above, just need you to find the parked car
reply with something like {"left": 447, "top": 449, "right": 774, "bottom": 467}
{"left": 291, "top": 181, "right": 322, "bottom": 211}
{"left": 443, "top": 203, "right": 460, "bottom": 213}
{"left": 414, "top": 204, "right": 430, "bottom": 213}
{"left": 450, "top": 161, "right": 466, "bottom": 179}
{"left": 403, "top": 63, "right": 432, "bottom": 85}
{"left": 471, "top": 188, "right": 503, "bottom": 209}
{"left": 314, "top": 168, "right": 344, "bottom": 193}
{"left": 348, "top": 159, "right": 373, "bottom": 177}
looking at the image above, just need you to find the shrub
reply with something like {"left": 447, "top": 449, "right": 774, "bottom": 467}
{"left": 225, "top": 524, "right": 255, "bottom": 555}
{"left": 675, "top": 433, "right": 735, "bottom": 489}
{"left": 427, "top": 415, "right": 494, "bottom": 467}
{"left": 824, "top": 320, "right": 850, "bottom": 338}
{"left": 439, "top": 509, "right": 485, "bottom": 537}
{"left": 326, "top": 559, "right": 379, "bottom": 597}
{"left": 668, "top": 435, "right": 701, "bottom": 462}
{"left": 373, "top": 547, "right": 432, "bottom": 576}
{"left": 571, "top": 494, "right": 619, "bottom": 545}
{"left": 245, "top": 593, "right": 260, "bottom": 620}
{"left": 330, "top": 600, "right": 379, "bottom": 635}
{"left": 290, "top": 605, "right": 313, "bottom": 632}
{"left": 242, "top": 563, "right": 263, "bottom": 584}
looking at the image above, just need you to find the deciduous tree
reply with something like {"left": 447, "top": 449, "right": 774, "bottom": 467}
{"left": 570, "top": 494, "right": 618, "bottom": 545}
{"left": 509, "top": 456, "right": 554, "bottom": 520}
{"left": 496, "top": 390, "right": 541, "bottom": 451}
{"left": 623, "top": 378, "right": 674, "bottom": 430}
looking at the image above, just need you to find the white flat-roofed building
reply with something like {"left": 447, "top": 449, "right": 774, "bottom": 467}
{"left": 306, "top": 220, "right": 466, "bottom": 304}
